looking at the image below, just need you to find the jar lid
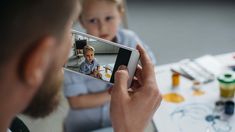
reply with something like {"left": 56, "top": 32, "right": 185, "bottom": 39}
{"left": 218, "top": 71, "right": 235, "bottom": 84}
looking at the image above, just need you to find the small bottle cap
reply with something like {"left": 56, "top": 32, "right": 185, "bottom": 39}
{"left": 218, "top": 72, "right": 235, "bottom": 84}
{"left": 215, "top": 100, "right": 225, "bottom": 112}
{"left": 192, "top": 81, "right": 201, "bottom": 90}
{"left": 224, "top": 100, "right": 235, "bottom": 115}
{"left": 215, "top": 100, "right": 225, "bottom": 106}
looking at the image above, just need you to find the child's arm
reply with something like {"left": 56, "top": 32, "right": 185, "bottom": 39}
{"left": 67, "top": 91, "right": 110, "bottom": 109}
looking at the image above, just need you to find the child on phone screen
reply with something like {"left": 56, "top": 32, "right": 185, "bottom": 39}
{"left": 79, "top": 45, "right": 102, "bottom": 79}
{"left": 64, "top": 0, "right": 156, "bottom": 131}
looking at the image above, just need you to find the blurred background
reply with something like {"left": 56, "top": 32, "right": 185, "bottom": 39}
{"left": 125, "top": 0, "right": 235, "bottom": 65}
{"left": 74, "top": 0, "right": 235, "bottom": 65}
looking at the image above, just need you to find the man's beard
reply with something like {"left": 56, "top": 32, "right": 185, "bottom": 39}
{"left": 22, "top": 68, "right": 63, "bottom": 118}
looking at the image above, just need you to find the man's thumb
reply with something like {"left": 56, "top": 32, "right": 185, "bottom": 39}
{"left": 113, "top": 65, "right": 129, "bottom": 96}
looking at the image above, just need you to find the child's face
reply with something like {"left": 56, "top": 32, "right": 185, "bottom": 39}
{"left": 80, "top": 0, "right": 122, "bottom": 41}
{"left": 85, "top": 50, "right": 95, "bottom": 63}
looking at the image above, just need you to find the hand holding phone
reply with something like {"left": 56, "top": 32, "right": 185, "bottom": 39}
{"left": 110, "top": 45, "right": 162, "bottom": 132}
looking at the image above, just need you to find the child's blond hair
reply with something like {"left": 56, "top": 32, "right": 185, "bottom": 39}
{"left": 83, "top": 45, "right": 95, "bottom": 55}
{"left": 79, "top": 0, "right": 125, "bottom": 15}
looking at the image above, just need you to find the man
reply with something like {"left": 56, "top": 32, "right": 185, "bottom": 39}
{"left": 0, "top": 0, "right": 162, "bottom": 132}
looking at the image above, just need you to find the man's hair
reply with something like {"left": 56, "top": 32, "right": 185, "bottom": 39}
{"left": 83, "top": 45, "right": 95, "bottom": 55}
{"left": 0, "top": 0, "right": 77, "bottom": 67}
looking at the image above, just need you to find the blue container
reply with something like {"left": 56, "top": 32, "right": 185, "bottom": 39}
{"left": 225, "top": 101, "right": 234, "bottom": 115}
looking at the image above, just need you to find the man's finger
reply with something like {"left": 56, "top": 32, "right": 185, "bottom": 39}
{"left": 134, "top": 65, "right": 143, "bottom": 83}
{"left": 136, "top": 45, "right": 155, "bottom": 84}
{"left": 130, "top": 79, "right": 141, "bottom": 91}
{"left": 112, "top": 65, "right": 129, "bottom": 98}
{"left": 136, "top": 45, "right": 153, "bottom": 68}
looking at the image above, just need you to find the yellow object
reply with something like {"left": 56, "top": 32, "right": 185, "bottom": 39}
{"left": 172, "top": 72, "right": 180, "bottom": 87}
{"left": 163, "top": 93, "right": 185, "bottom": 103}
{"left": 193, "top": 90, "right": 205, "bottom": 96}
{"left": 220, "top": 87, "right": 235, "bottom": 98}
{"left": 218, "top": 72, "right": 235, "bottom": 98}
{"left": 105, "top": 73, "right": 111, "bottom": 78}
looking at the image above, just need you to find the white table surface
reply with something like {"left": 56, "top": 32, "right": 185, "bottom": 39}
{"left": 153, "top": 52, "right": 235, "bottom": 132}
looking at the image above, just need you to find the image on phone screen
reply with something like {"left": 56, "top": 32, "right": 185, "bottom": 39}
{"left": 65, "top": 31, "right": 134, "bottom": 84}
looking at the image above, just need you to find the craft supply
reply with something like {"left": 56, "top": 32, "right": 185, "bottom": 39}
{"left": 192, "top": 81, "right": 201, "bottom": 90}
{"left": 163, "top": 93, "right": 185, "bottom": 103}
{"left": 193, "top": 90, "right": 205, "bottom": 96}
{"left": 225, "top": 101, "right": 234, "bottom": 115}
{"left": 172, "top": 72, "right": 180, "bottom": 88}
{"left": 215, "top": 100, "right": 225, "bottom": 112}
{"left": 191, "top": 81, "right": 205, "bottom": 96}
{"left": 217, "top": 72, "right": 235, "bottom": 98}
{"left": 105, "top": 67, "right": 108, "bottom": 73}
{"left": 105, "top": 73, "right": 111, "bottom": 78}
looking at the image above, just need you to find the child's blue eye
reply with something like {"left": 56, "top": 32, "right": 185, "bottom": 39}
{"left": 106, "top": 16, "right": 114, "bottom": 22}
{"left": 88, "top": 19, "right": 97, "bottom": 24}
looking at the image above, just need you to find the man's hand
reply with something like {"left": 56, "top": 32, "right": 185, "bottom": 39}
{"left": 110, "top": 45, "right": 162, "bottom": 132}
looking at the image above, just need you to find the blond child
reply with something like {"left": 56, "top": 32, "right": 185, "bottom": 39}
{"left": 79, "top": 0, "right": 156, "bottom": 64}
{"left": 64, "top": 0, "right": 156, "bottom": 131}
{"left": 79, "top": 45, "right": 102, "bottom": 79}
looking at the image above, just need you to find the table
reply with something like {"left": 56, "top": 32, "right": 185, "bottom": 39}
{"left": 98, "top": 64, "right": 114, "bottom": 81}
{"left": 153, "top": 53, "right": 235, "bottom": 132}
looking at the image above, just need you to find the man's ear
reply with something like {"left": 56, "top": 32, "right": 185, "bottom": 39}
{"left": 19, "top": 37, "right": 56, "bottom": 88}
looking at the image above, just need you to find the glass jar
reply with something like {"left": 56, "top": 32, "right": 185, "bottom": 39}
{"left": 217, "top": 72, "right": 235, "bottom": 98}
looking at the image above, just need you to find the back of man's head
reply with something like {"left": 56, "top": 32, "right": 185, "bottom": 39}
{"left": 0, "top": 0, "right": 77, "bottom": 68}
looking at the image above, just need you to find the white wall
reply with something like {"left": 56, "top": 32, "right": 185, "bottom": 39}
{"left": 127, "top": 2, "right": 235, "bottom": 64}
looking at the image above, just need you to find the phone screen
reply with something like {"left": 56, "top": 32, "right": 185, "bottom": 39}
{"left": 65, "top": 31, "right": 133, "bottom": 83}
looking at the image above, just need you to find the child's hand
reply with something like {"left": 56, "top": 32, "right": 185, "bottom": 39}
{"left": 97, "top": 72, "right": 102, "bottom": 79}
{"left": 89, "top": 70, "right": 96, "bottom": 77}
{"left": 91, "top": 69, "right": 102, "bottom": 79}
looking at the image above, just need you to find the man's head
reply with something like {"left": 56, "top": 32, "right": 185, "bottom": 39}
{"left": 83, "top": 45, "right": 95, "bottom": 64}
{"left": 0, "top": 0, "right": 80, "bottom": 120}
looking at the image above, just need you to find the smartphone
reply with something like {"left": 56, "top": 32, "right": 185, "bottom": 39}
{"left": 64, "top": 30, "right": 140, "bottom": 87}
